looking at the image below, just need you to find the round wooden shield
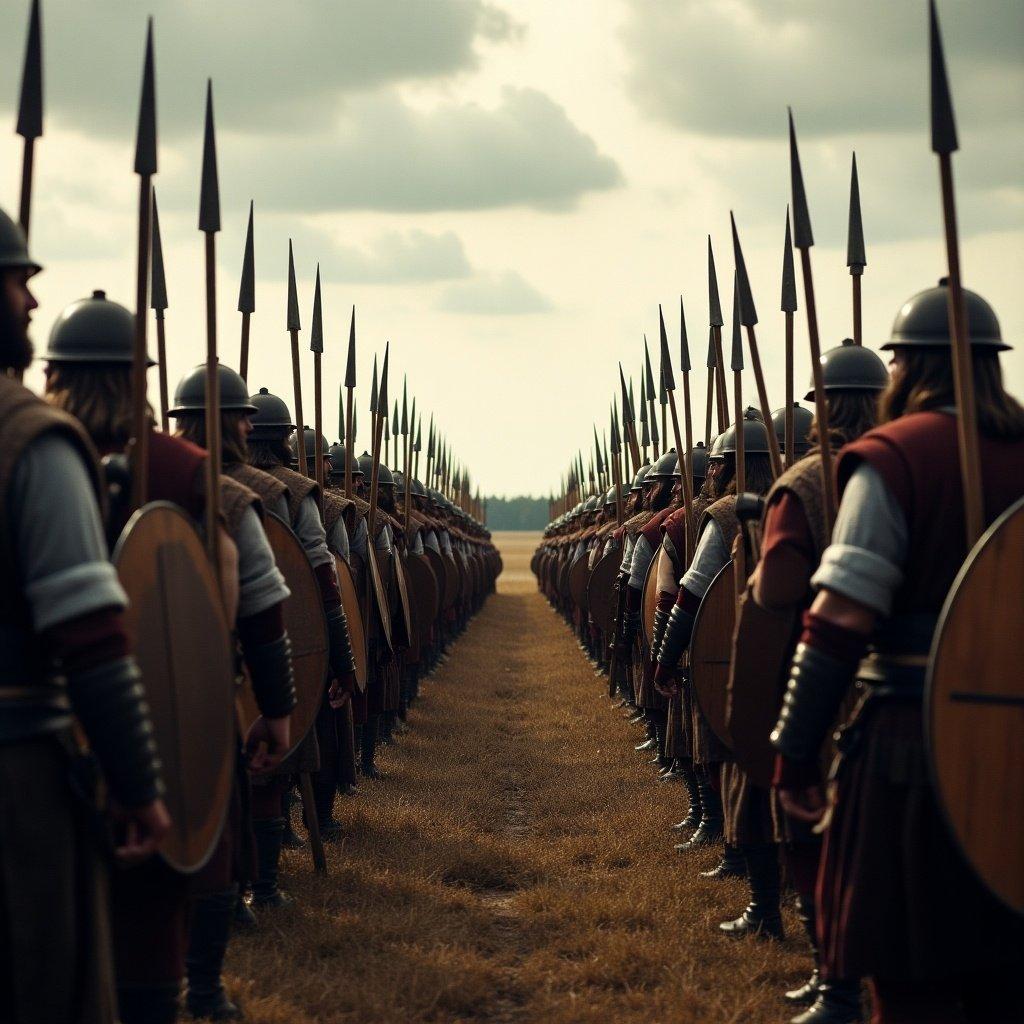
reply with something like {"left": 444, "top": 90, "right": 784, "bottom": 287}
{"left": 393, "top": 552, "right": 414, "bottom": 649}
{"left": 926, "top": 495, "right": 1024, "bottom": 916}
{"left": 690, "top": 560, "right": 736, "bottom": 751}
{"left": 455, "top": 554, "right": 469, "bottom": 605}
{"left": 237, "top": 513, "right": 328, "bottom": 758}
{"left": 425, "top": 547, "right": 448, "bottom": 613}
{"left": 557, "top": 557, "right": 573, "bottom": 603}
{"left": 587, "top": 547, "right": 622, "bottom": 634}
{"left": 404, "top": 552, "right": 439, "bottom": 643}
{"left": 442, "top": 553, "right": 459, "bottom": 609}
{"left": 114, "top": 503, "right": 235, "bottom": 874}
{"left": 568, "top": 553, "right": 589, "bottom": 610}
{"left": 642, "top": 548, "right": 662, "bottom": 648}
{"left": 335, "top": 555, "right": 368, "bottom": 693}
{"left": 530, "top": 550, "right": 541, "bottom": 577}
{"left": 366, "top": 545, "right": 393, "bottom": 649}
{"left": 726, "top": 582, "right": 799, "bottom": 788}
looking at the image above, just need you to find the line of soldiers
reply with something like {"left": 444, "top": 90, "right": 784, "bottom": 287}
{"left": 534, "top": 8, "right": 1024, "bottom": 1022}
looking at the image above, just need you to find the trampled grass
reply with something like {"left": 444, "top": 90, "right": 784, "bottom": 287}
{"left": 225, "top": 530, "right": 810, "bottom": 1022}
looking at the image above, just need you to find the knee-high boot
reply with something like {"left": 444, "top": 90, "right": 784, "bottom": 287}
{"left": 719, "top": 843, "right": 784, "bottom": 939}
{"left": 673, "top": 764, "right": 702, "bottom": 832}
{"left": 360, "top": 714, "right": 381, "bottom": 779}
{"left": 251, "top": 817, "right": 293, "bottom": 909}
{"left": 676, "top": 768, "right": 723, "bottom": 851}
{"left": 185, "top": 888, "right": 242, "bottom": 1020}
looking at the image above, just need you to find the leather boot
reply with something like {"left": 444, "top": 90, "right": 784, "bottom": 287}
{"left": 118, "top": 983, "right": 180, "bottom": 1024}
{"left": 185, "top": 888, "right": 243, "bottom": 1020}
{"left": 718, "top": 844, "right": 784, "bottom": 940}
{"left": 672, "top": 766, "right": 703, "bottom": 831}
{"left": 700, "top": 843, "right": 746, "bottom": 879}
{"left": 281, "top": 788, "right": 305, "bottom": 850}
{"left": 676, "top": 771, "right": 723, "bottom": 851}
{"left": 232, "top": 892, "right": 257, "bottom": 930}
{"left": 785, "top": 894, "right": 820, "bottom": 1005}
{"left": 251, "top": 818, "right": 293, "bottom": 909}
{"left": 789, "top": 980, "right": 863, "bottom": 1024}
{"left": 360, "top": 715, "right": 382, "bottom": 779}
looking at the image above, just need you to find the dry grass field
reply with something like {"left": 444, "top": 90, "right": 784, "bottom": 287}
{"left": 225, "top": 530, "right": 809, "bottom": 1023}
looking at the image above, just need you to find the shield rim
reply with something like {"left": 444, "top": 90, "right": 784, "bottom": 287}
{"left": 689, "top": 560, "right": 736, "bottom": 751}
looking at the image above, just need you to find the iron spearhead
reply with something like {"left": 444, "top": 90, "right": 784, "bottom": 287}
{"left": 618, "top": 363, "right": 632, "bottom": 425}
{"left": 401, "top": 379, "right": 408, "bottom": 436}
{"left": 929, "top": 0, "right": 959, "bottom": 155}
{"left": 707, "top": 236, "right": 724, "bottom": 327}
{"left": 730, "top": 212, "right": 758, "bottom": 327}
{"left": 370, "top": 355, "right": 378, "bottom": 413}
{"left": 379, "top": 343, "right": 390, "bottom": 414}
{"left": 286, "top": 239, "right": 300, "bottom": 331}
{"left": 310, "top": 264, "right": 323, "bottom": 353}
{"left": 730, "top": 275, "right": 744, "bottom": 371}
{"left": 345, "top": 306, "right": 357, "bottom": 388}
{"left": 16, "top": 0, "right": 43, "bottom": 141}
{"left": 658, "top": 304, "right": 676, "bottom": 391}
{"left": 638, "top": 376, "right": 648, "bottom": 424}
{"left": 238, "top": 200, "right": 255, "bottom": 314}
{"left": 788, "top": 108, "right": 813, "bottom": 249}
{"left": 781, "top": 207, "right": 798, "bottom": 313}
{"left": 847, "top": 153, "right": 866, "bottom": 273}
{"left": 594, "top": 425, "right": 603, "bottom": 474}
{"left": 706, "top": 326, "right": 717, "bottom": 369}
{"left": 133, "top": 19, "right": 156, "bottom": 175}
{"left": 392, "top": 400, "right": 399, "bottom": 439}
{"left": 150, "top": 190, "right": 168, "bottom": 311}
{"left": 644, "top": 336, "right": 656, "bottom": 396}
{"left": 198, "top": 80, "right": 220, "bottom": 233}
{"left": 679, "top": 295, "right": 691, "bottom": 372}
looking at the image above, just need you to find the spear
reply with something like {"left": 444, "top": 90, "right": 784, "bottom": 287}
{"left": 129, "top": 20, "right": 156, "bottom": 511}
{"left": 707, "top": 237, "right": 729, "bottom": 433}
{"left": 344, "top": 306, "right": 356, "bottom": 497}
{"left": 426, "top": 415, "right": 435, "bottom": 491}
{"left": 150, "top": 189, "right": 169, "bottom": 432}
{"left": 414, "top": 411, "right": 422, "bottom": 481}
{"left": 658, "top": 332, "right": 668, "bottom": 452}
{"left": 618, "top": 364, "right": 642, "bottom": 475}
{"left": 930, "top": 0, "right": 982, "bottom": 545}
{"left": 789, "top": 108, "right": 836, "bottom": 529}
{"left": 15, "top": 0, "right": 42, "bottom": 238}
{"left": 610, "top": 406, "right": 624, "bottom": 526}
{"left": 238, "top": 200, "right": 255, "bottom": 380}
{"left": 731, "top": 212, "right": 782, "bottom": 478}
{"left": 310, "top": 264, "right": 325, "bottom": 497}
{"left": 286, "top": 239, "right": 306, "bottom": 478}
{"left": 367, "top": 344, "right": 389, "bottom": 544}
{"left": 639, "top": 375, "right": 650, "bottom": 463}
{"left": 199, "top": 79, "right": 222, "bottom": 576}
{"left": 704, "top": 328, "right": 717, "bottom": 446}
{"left": 730, "top": 276, "right": 746, "bottom": 497}
{"left": 660, "top": 304, "right": 694, "bottom": 555}
{"left": 402, "top": 377, "right": 411, "bottom": 538}
{"left": 781, "top": 208, "right": 798, "bottom": 467}
{"left": 644, "top": 336, "right": 659, "bottom": 460}
{"left": 593, "top": 424, "right": 604, "bottom": 491}
{"left": 847, "top": 153, "right": 866, "bottom": 346}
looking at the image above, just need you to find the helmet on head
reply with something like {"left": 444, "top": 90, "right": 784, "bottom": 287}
{"left": 0, "top": 206, "right": 40, "bottom": 275}
{"left": 168, "top": 363, "right": 257, "bottom": 416}
{"left": 411, "top": 478, "right": 427, "bottom": 498}
{"left": 327, "top": 442, "right": 361, "bottom": 479}
{"left": 603, "top": 484, "right": 620, "bottom": 508}
{"left": 630, "top": 463, "right": 652, "bottom": 492}
{"left": 647, "top": 449, "right": 680, "bottom": 481}
{"left": 248, "top": 388, "right": 295, "bottom": 440}
{"left": 584, "top": 495, "right": 600, "bottom": 513}
{"left": 717, "top": 407, "right": 770, "bottom": 455}
{"left": 771, "top": 403, "right": 815, "bottom": 457}
{"left": 356, "top": 450, "right": 394, "bottom": 487}
{"left": 690, "top": 441, "right": 710, "bottom": 481}
{"left": 45, "top": 290, "right": 153, "bottom": 365}
{"left": 709, "top": 433, "right": 726, "bottom": 459}
{"left": 289, "top": 427, "right": 329, "bottom": 467}
{"left": 884, "top": 279, "right": 1007, "bottom": 351}
{"left": 807, "top": 338, "right": 889, "bottom": 398}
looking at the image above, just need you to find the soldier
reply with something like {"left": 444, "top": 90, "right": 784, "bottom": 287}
{"left": 0, "top": 209, "right": 170, "bottom": 1024}
{"left": 745, "top": 341, "right": 886, "bottom": 1022}
{"left": 44, "top": 302, "right": 297, "bottom": 1022}
{"left": 771, "top": 283, "right": 1024, "bottom": 1020}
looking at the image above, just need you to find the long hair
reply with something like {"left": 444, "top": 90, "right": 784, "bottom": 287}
{"left": 808, "top": 389, "right": 880, "bottom": 449}
{"left": 647, "top": 479, "right": 673, "bottom": 512}
{"left": 249, "top": 436, "right": 291, "bottom": 469}
{"left": 878, "top": 348, "right": 1024, "bottom": 439}
{"left": 44, "top": 363, "right": 152, "bottom": 450}
{"left": 717, "top": 452, "right": 774, "bottom": 498}
{"left": 174, "top": 410, "right": 250, "bottom": 465}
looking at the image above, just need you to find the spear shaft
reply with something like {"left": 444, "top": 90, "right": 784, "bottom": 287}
{"left": 744, "top": 325, "right": 782, "bottom": 478}
{"left": 785, "top": 311, "right": 795, "bottom": 466}
{"left": 345, "top": 386, "right": 355, "bottom": 497}
{"left": 313, "top": 351, "right": 324, "bottom": 494}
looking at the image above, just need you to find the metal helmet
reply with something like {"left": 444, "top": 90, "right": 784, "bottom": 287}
{"left": 411, "top": 478, "right": 427, "bottom": 498}
{"left": 167, "top": 363, "right": 258, "bottom": 416}
{"left": 807, "top": 338, "right": 889, "bottom": 399}
{"left": 709, "top": 433, "right": 727, "bottom": 459}
{"left": 630, "top": 463, "right": 652, "bottom": 492}
{"left": 248, "top": 388, "right": 295, "bottom": 439}
{"left": 289, "top": 427, "right": 329, "bottom": 466}
{"left": 357, "top": 451, "right": 394, "bottom": 486}
{"left": 45, "top": 290, "right": 154, "bottom": 365}
{"left": 0, "top": 206, "right": 40, "bottom": 275}
{"left": 570, "top": 502, "right": 584, "bottom": 518}
{"left": 584, "top": 495, "right": 600, "bottom": 513}
{"left": 771, "top": 403, "right": 815, "bottom": 456}
{"left": 884, "top": 279, "right": 1007, "bottom": 351}
{"left": 690, "top": 441, "right": 710, "bottom": 481}
{"left": 603, "top": 484, "right": 620, "bottom": 508}
{"left": 646, "top": 449, "right": 680, "bottom": 481}
{"left": 327, "top": 442, "right": 362, "bottom": 479}
{"left": 717, "top": 407, "right": 771, "bottom": 455}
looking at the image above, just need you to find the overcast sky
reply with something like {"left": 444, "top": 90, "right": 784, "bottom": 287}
{"left": 2, "top": 0, "right": 1021, "bottom": 499}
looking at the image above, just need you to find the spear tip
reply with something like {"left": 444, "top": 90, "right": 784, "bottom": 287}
{"left": 198, "top": 79, "right": 220, "bottom": 233}
{"left": 237, "top": 199, "right": 255, "bottom": 314}
{"left": 707, "top": 235, "right": 724, "bottom": 327}
{"left": 929, "top": 0, "right": 959, "bottom": 155}
{"left": 286, "top": 239, "right": 301, "bottom": 331}
{"left": 132, "top": 16, "right": 157, "bottom": 175}
{"left": 658, "top": 306, "right": 676, "bottom": 390}
{"left": 310, "top": 263, "right": 324, "bottom": 353}
{"left": 847, "top": 153, "right": 867, "bottom": 273}
{"left": 679, "top": 294, "right": 691, "bottom": 372}
{"left": 788, "top": 109, "right": 814, "bottom": 249}
{"left": 730, "top": 275, "right": 744, "bottom": 371}
{"left": 344, "top": 305, "right": 357, "bottom": 388}
{"left": 730, "top": 211, "right": 759, "bottom": 327}
{"left": 150, "top": 189, "right": 168, "bottom": 311}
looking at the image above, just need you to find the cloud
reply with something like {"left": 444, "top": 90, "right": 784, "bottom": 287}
{"left": 0, "top": 0, "right": 521, "bottom": 138}
{"left": 622, "top": 0, "right": 1024, "bottom": 138}
{"left": 438, "top": 271, "right": 551, "bottom": 314}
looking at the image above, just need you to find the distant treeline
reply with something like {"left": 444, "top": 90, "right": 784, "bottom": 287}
{"left": 484, "top": 496, "right": 549, "bottom": 531}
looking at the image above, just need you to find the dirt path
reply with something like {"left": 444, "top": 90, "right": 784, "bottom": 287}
{"left": 225, "top": 531, "right": 808, "bottom": 1023}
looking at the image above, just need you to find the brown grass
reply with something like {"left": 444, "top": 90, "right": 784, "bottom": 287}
{"left": 225, "top": 530, "right": 810, "bottom": 1023}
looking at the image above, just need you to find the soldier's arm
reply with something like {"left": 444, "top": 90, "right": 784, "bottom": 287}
{"left": 349, "top": 517, "right": 369, "bottom": 561}
{"left": 12, "top": 433, "right": 162, "bottom": 808}
{"left": 752, "top": 491, "right": 818, "bottom": 610}
{"left": 327, "top": 516, "right": 350, "bottom": 562}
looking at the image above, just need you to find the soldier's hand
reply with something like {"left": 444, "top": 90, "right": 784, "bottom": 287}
{"left": 777, "top": 784, "right": 828, "bottom": 825}
{"left": 246, "top": 715, "right": 291, "bottom": 773}
{"left": 114, "top": 798, "right": 172, "bottom": 865}
{"left": 328, "top": 675, "right": 354, "bottom": 709}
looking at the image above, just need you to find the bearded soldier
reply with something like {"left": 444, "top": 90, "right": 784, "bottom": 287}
{"left": 0, "top": 210, "right": 170, "bottom": 1024}
{"left": 771, "top": 284, "right": 1024, "bottom": 1020}
{"left": 44, "top": 300, "right": 297, "bottom": 1023}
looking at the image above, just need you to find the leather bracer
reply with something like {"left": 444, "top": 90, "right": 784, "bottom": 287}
{"left": 657, "top": 605, "right": 695, "bottom": 672}
{"left": 244, "top": 633, "right": 297, "bottom": 719}
{"left": 326, "top": 605, "right": 357, "bottom": 679}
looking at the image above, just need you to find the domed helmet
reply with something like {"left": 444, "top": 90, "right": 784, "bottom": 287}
{"left": 584, "top": 494, "right": 600, "bottom": 513}
{"left": 168, "top": 363, "right": 257, "bottom": 416}
{"left": 357, "top": 451, "right": 394, "bottom": 487}
{"left": 884, "top": 279, "right": 1008, "bottom": 351}
{"left": 604, "top": 484, "right": 620, "bottom": 509}
{"left": 289, "top": 427, "right": 329, "bottom": 467}
{"left": 0, "top": 206, "right": 40, "bottom": 275}
{"left": 689, "top": 441, "right": 710, "bottom": 481}
{"left": 717, "top": 407, "right": 770, "bottom": 455}
{"left": 771, "top": 403, "right": 815, "bottom": 457}
{"left": 248, "top": 388, "right": 295, "bottom": 440}
{"left": 646, "top": 449, "right": 680, "bottom": 482}
{"left": 630, "top": 463, "right": 652, "bottom": 492}
{"left": 807, "top": 338, "right": 889, "bottom": 398}
{"left": 709, "top": 433, "right": 727, "bottom": 460}
{"left": 411, "top": 478, "right": 427, "bottom": 498}
{"left": 327, "top": 442, "right": 362, "bottom": 480}
{"left": 45, "top": 290, "right": 154, "bottom": 365}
